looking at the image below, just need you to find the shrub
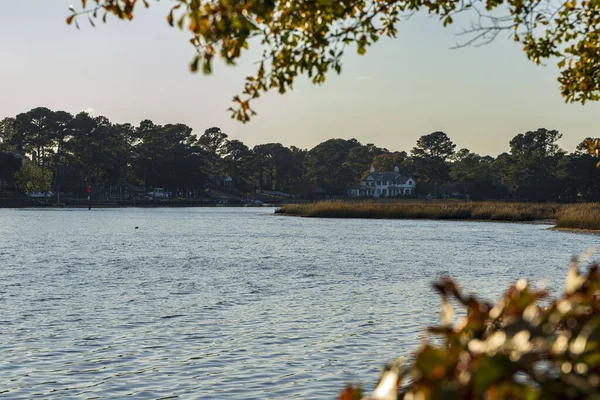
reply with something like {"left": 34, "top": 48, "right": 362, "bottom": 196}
{"left": 341, "top": 252, "right": 600, "bottom": 400}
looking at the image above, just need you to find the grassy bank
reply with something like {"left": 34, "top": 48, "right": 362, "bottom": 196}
{"left": 555, "top": 203, "right": 600, "bottom": 230}
{"left": 276, "top": 201, "right": 559, "bottom": 221}
{"left": 277, "top": 201, "right": 600, "bottom": 230}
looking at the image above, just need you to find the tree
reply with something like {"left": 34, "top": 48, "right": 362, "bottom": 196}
{"left": 304, "top": 138, "right": 363, "bottom": 194}
{"left": 14, "top": 107, "right": 57, "bottom": 167}
{"left": 49, "top": 111, "right": 75, "bottom": 193}
{"left": 13, "top": 159, "right": 53, "bottom": 194}
{"left": 198, "top": 127, "right": 228, "bottom": 155}
{"left": 410, "top": 132, "right": 456, "bottom": 195}
{"left": 342, "top": 144, "right": 388, "bottom": 181}
{"left": 559, "top": 138, "right": 600, "bottom": 201}
{"left": 67, "top": 0, "right": 600, "bottom": 122}
{"left": 0, "top": 152, "right": 24, "bottom": 194}
{"left": 66, "top": 114, "right": 112, "bottom": 184}
{"left": 197, "top": 127, "right": 228, "bottom": 182}
{"left": 50, "top": 111, "right": 75, "bottom": 164}
{"left": 498, "top": 128, "right": 566, "bottom": 201}
{"left": 133, "top": 120, "right": 207, "bottom": 190}
{"left": 450, "top": 149, "right": 501, "bottom": 199}
{"left": 0, "top": 118, "right": 17, "bottom": 152}
{"left": 412, "top": 131, "right": 456, "bottom": 161}
{"left": 371, "top": 151, "right": 408, "bottom": 174}
{"left": 253, "top": 143, "right": 293, "bottom": 191}
{"left": 222, "top": 139, "right": 253, "bottom": 189}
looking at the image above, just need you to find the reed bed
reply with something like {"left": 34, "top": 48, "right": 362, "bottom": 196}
{"left": 276, "top": 201, "right": 560, "bottom": 222}
{"left": 556, "top": 203, "right": 600, "bottom": 230}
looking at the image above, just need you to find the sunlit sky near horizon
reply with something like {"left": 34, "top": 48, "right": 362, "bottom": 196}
{"left": 1, "top": 1, "right": 598, "bottom": 156}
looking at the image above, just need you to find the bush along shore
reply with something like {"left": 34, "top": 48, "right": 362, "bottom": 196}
{"left": 276, "top": 201, "right": 600, "bottom": 230}
{"left": 339, "top": 256, "right": 600, "bottom": 399}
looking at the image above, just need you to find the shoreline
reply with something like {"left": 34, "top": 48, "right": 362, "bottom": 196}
{"left": 276, "top": 213, "right": 600, "bottom": 234}
{"left": 0, "top": 203, "right": 275, "bottom": 209}
{"left": 550, "top": 226, "right": 600, "bottom": 234}
{"left": 276, "top": 201, "right": 600, "bottom": 232}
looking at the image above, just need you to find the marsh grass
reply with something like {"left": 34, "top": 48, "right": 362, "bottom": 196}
{"left": 276, "top": 201, "right": 559, "bottom": 222}
{"left": 556, "top": 203, "right": 600, "bottom": 230}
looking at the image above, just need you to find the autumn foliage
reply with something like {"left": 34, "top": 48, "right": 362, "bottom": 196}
{"left": 67, "top": 0, "right": 600, "bottom": 122}
{"left": 342, "top": 253, "right": 600, "bottom": 399}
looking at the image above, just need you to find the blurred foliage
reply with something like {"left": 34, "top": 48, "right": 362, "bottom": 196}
{"left": 340, "top": 253, "right": 600, "bottom": 399}
{"left": 67, "top": 0, "right": 600, "bottom": 122}
{"left": 584, "top": 139, "right": 600, "bottom": 168}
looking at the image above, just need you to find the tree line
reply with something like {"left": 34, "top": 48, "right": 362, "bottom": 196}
{"left": 1, "top": 107, "right": 599, "bottom": 202}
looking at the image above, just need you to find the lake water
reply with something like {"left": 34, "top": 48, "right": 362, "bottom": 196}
{"left": 0, "top": 207, "right": 598, "bottom": 399}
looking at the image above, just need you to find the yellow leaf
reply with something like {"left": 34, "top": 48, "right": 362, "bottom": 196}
{"left": 66, "top": 15, "right": 75, "bottom": 25}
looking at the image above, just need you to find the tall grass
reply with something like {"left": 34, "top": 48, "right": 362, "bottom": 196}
{"left": 556, "top": 203, "right": 600, "bottom": 230}
{"left": 276, "top": 201, "right": 559, "bottom": 221}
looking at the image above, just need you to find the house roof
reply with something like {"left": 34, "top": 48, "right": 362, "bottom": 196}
{"left": 364, "top": 171, "right": 413, "bottom": 183}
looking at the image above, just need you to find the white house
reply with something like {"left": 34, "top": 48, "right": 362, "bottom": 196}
{"left": 347, "top": 166, "right": 416, "bottom": 198}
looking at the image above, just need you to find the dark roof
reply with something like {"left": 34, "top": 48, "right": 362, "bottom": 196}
{"left": 364, "top": 171, "right": 413, "bottom": 183}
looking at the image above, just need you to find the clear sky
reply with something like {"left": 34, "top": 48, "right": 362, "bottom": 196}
{"left": 1, "top": 1, "right": 598, "bottom": 156}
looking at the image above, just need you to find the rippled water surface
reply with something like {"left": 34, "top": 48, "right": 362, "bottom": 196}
{"left": 1, "top": 207, "right": 598, "bottom": 398}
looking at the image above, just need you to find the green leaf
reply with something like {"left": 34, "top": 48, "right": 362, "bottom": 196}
{"left": 472, "top": 355, "right": 514, "bottom": 396}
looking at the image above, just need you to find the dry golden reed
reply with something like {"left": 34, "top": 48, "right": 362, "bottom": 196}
{"left": 276, "top": 201, "right": 559, "bottom": 221}
{"left": 556, "top": 203, "right": 600, "bottom": 230}
{"left": 278, "top": 201, "right": 600, "bottom": 230}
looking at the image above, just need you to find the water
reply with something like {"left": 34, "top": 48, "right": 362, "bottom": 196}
{"left": 0, "top": 207, "right": 598, "bottom": 399}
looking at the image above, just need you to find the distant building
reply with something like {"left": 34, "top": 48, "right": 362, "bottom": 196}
{"left": 348, "top": 166, "right": 416, "bottom": 198}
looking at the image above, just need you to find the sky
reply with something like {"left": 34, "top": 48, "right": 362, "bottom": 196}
{"left": 1, "top": 1, "right": 598, "bottom": 156}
